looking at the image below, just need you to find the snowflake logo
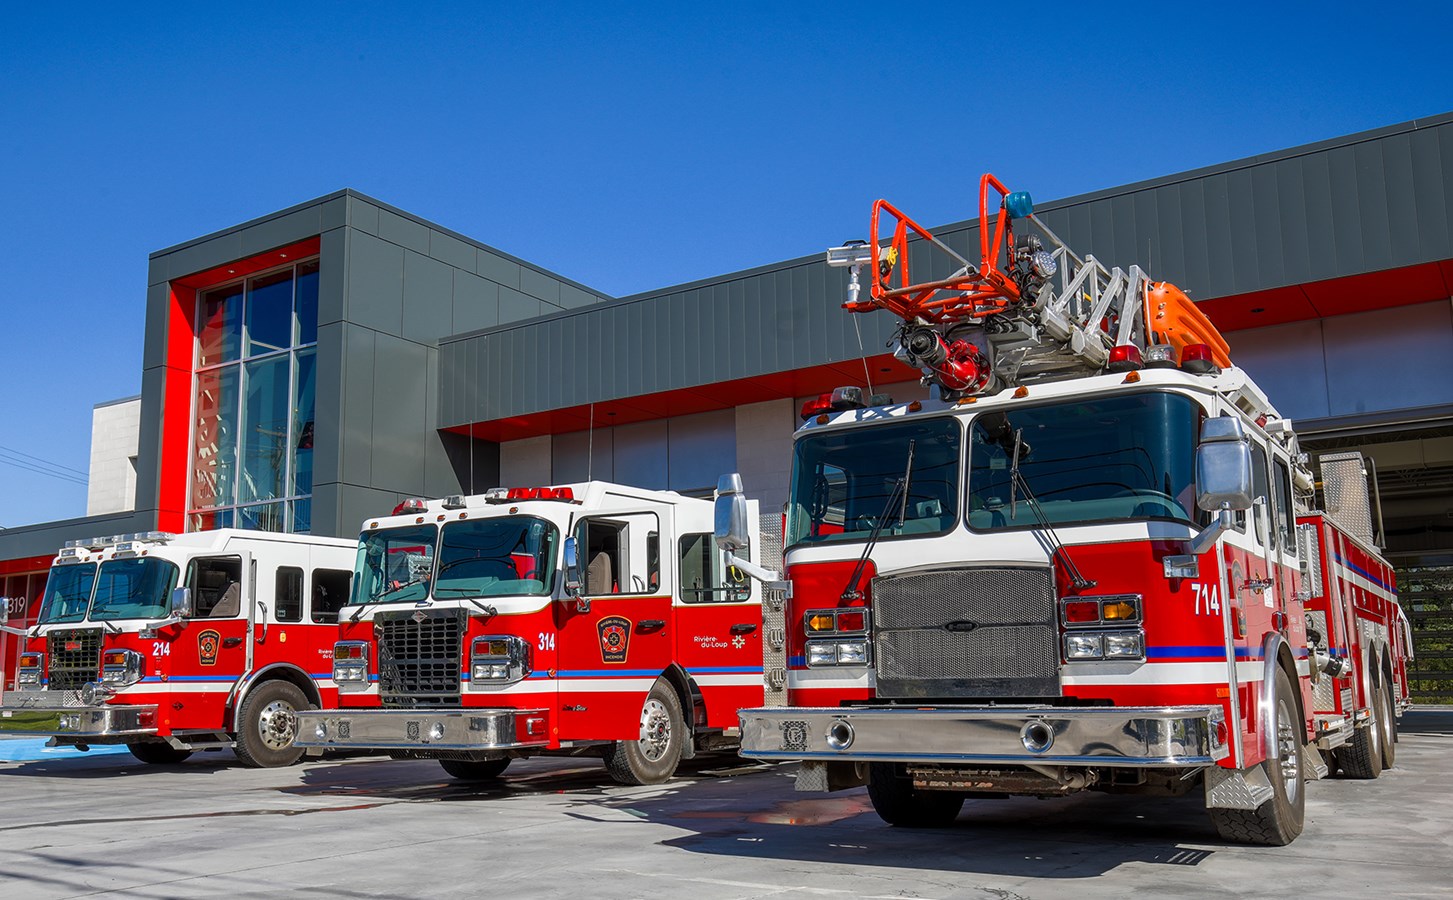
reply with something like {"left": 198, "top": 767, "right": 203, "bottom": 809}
{"left": 732, "top": 634, "right": 746, "bottom": 649}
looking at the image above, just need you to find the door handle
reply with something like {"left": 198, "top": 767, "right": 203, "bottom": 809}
{"left": 222, "top": 637, "right": 243, "bottom": 648}
{"left": 637, "top": 620, "right": 666, "bottom": 632}
{"left": 731, "top": 623, "right": 758, "bottom": 634}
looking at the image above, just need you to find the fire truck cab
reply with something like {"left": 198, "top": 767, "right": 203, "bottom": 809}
{"left": 717, "top": 174, "right": 1409, "bottom": 846}
{"left": 0, "top": 530, "right": 356, "bottom": 767}
{"left": 294, "top": 481, "right": 768, "bottom": 785}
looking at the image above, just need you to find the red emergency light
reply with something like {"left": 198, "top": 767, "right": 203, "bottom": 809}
{"left": 1179, "top": 343, "right": 1220, "bottom": 374}
{"left": 505, "top": 487, "right": 575, "bottom": 501}
{"left": 1106, "top": 345, "right": 1143, "bottom": 373}
{"left": 392, "top": 498, "right": 428, "bottom": 515}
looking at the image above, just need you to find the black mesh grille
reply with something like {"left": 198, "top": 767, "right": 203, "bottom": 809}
{"left": 375, "top": 609, "right": 463, "bottom": 708}
{"left": 872, "top": 566, "right": 1060, "bottom": 699}
{"left": 47, "top": 628, "right": 103, "bottom": 692}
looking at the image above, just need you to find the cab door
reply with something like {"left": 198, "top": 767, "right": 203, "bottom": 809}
{"left": 554, "top": 512, "right": 671, "bottom": 742}
{"left": 672, "top": 530, "right": 763, "bottom": 729}
{"left": 173, "top": 553, "right": 250, "bottom": 731}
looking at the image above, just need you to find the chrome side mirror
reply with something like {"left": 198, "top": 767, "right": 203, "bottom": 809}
{"left": 1195, "top": 416, "right": 1253, "bottom": 512}
{"left": 562, "top": 537, "right": 582, "bottom": 598}
{"left": 170, "top": 587, "right": 194, "bottom": 618}
{"left": 714, "top": 473, "right": 750, "bottom": 552}
{"left": 0, "top": 597, "right": 9, "bottom": 626}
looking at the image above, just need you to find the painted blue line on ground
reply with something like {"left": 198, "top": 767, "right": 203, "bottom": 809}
{"left": 0, "top": 738, "right": 130, "bottom": 762}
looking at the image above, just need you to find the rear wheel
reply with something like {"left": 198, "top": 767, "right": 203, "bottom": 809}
{"left": 234, "top": 680, "right": 310, "bottom": 768}
{"left": 605, "top": 679, "right": 685, "bottom": 785}
{"left": 1378, "top": 676, "right": 1397, "bottom": 770}
{"left": 440, "top": 757, "right": 511, "bottom": 781}
{"left": 127, "top": 741, "right": 192, "bottom": 765}
{"left": 866, "top": 762, "right": 965, "bottom": 828}
{"left": 1338, "top": 673, "right": 1385, "bottom": 780}
{"left": 1207, "top": 668, "right": 1305, "bottom": 845}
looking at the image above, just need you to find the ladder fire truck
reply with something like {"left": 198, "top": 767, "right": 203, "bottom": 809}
{"left": 714, "top": 175, "right": 1411, "bottom": 845}
{"left": 293, "top": 481, "right": 770, "bottom": 785}
{"left": 0, "top": 530, "right": 356, "bottom": 767}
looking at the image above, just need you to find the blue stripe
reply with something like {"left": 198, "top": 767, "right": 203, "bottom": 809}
{"left": 1145, "top": 645, "right": 1262, "bottom": 659}
{"left": 788, "top": 655, "right": 805, "bottom": 667}
{"left": 1332, "top": 551, "right": 1391, "bottom": 591}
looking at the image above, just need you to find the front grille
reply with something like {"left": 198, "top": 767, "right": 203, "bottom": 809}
{"left": 872, "top": 566, "right": 1060, "bottom": 699}
{"left": 375, "top": 609, "right": 464, "bottom": 709}
{"left": 48, "top": 628, "right": 103, "bottom": 692}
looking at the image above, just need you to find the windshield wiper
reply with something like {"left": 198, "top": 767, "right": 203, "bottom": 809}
{"left": 842, "top": 440, "right": 915, "bottom": 601}
{"left": 1008, "top": 427, "right": 1096, "bottom": 591}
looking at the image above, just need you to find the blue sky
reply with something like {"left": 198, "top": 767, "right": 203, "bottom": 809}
{"left": 1, "top": 1, "right": 1450, "bottom": 528}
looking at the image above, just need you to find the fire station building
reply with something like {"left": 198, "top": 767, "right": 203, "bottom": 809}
{"left": 3, "top": 112, "right": 1453, "bottom": 692}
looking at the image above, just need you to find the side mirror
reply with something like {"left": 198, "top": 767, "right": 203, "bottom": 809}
{"left": 714, "top": 474, "right": 750, "bottom": 552}
{"left": 562, "top": 537, "right": 582, "bottom": 598}
{"left": 1195, "top": 417, "right": 1253, "bottom": 512}
{"left": 170, "top": 587, "right": 194, "bottom": 618}
{"left": 0, "top": 597, "right": 9, "bottom": 626}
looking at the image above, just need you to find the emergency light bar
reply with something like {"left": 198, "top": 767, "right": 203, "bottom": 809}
{"left": 63, "top": 532, "right": 175, "bottom": 551}
{"left": 482, "top": 487, "right": 578, "bottom": 503}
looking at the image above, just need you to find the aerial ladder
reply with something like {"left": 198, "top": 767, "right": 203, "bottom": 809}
{"left": 827, "top": 174, "right": 1231, "bottom": 398}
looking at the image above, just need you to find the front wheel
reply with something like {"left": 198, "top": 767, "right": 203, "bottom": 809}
{"left": 605, "top": 679, "right": 685, "bottom": 785}
{"left": 866, "top": 762, "right": 965, "bottom": 828}
{"left": 127, "top": 741, "right": 193, "bottom": 765}
{"left": 440, "top": 758, "right": 511, "bottom": 781}
{"left": 234, "top": 680, "right": 310, "bottom": 768}
{"left": 1207, "top": 668, "right": 1305, "bottom": 845}
{"left": 1338, "top": 674, "right": 1385, "bottom": 780}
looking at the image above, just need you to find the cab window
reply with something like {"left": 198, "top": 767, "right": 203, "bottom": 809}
{"left": 678, "top": 532, "right": 748, "bottom": 603}
{"left": 312, "top": 569, "right": 352, "bottom": 623}
{"left": 276, "top": 567, "right": 303, "bottom": 622}
{"left": 575, "top": 513, "right": 660, "bottom": 596}
{"left": 189, "top": 557, "right": 243, "bottom": 618}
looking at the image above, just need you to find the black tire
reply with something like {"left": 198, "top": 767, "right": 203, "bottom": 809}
{"left": 605, "top": 679, "right": 685, "bottom": 785}
{"left": 440, "top": 757, "right": 511, "bottom": 781}
{"left": 127, "top": 741, "right": 193, "bottom": 765}
{"left": 233, "top": 680, "right": 310, "bottom": 769}
{"left": 1338, "top": 673, "right": 1384, "bottom": 780}
{"left": 1207, "top": 668, "right": 1305, "bottom": 846}
{"left": 1379, "top": 675, "right": 1397, "bottom": 770}
{"left": 866, "top": 762, "right": 965, "bottom": 828}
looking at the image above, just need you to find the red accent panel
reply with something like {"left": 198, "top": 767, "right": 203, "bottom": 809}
{"left": 171, "top": 237, "right": 321, "bottom": 288}
{"left": 1198, "top": 260, "right": 1452, "bottom": 333}
{"left": 0, "top": 555, "right": 52, "bottom": 577}
{"left": 448, "top": 353, "right": 903, "bottom": 442}
{"left": 156, "top": 236, "right": 324, "bottom": 530}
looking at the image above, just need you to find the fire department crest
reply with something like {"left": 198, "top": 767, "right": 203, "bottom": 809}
{"left": 198, "top": 629, "right": 221, "bottom": 666}
{"left": 597, "top": 616, "right": 631, "bottom": 664}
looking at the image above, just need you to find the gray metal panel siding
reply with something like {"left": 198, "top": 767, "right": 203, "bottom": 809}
{"left": 313, "top": 322, "right": 344, "bottom": 488}
{"left": 318, "top": 228, "right": 347, "bottom": 326}
{"left": 131, "top": 365, "right": 169, "bottom": 519}
{"left": 347, "top": 231, "right": 405, "bottom": 335}
{"left": 402, "top": 250, "right": 453, "bottom": 343}
{"left": 339, "top": 324, "right": 376, "bottom": 487}
{"left": 369, "top": 334, "right": 428, "bottom": 493}
{"left": 141, "top": 282, "right": 170, "bottom": 371}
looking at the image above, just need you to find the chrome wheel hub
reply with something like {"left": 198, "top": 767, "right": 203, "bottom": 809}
{"left": 638, "top": 698, "right": 672, "bottom": 762}
{"left": 258, "top": 700, "right": 298, "bottom": 751}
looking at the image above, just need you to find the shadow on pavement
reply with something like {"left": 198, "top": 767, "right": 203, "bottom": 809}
{"left": 1400, "top": 707, "right": 1453, "bottom": 735}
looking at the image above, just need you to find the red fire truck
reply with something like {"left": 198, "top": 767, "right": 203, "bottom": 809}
{"left": 715, "top": 175, "right": 1410, "bottom": 845}
{"left": 293, "top": 481, "right": 771, "bottom": 785}
{"left": 0, "top": 530, "right": 355, "bottom": 767}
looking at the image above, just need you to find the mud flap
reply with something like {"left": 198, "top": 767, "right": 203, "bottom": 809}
{"left": 1204, "top": 764, "right": 1274, "bottom": 810}
{"left": 1301, "top": 742, "right": 1328, "bottom": 780}
{"left": 794, "top": 760, "right": 868, "bottom": 792}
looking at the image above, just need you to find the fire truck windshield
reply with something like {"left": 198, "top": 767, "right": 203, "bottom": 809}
{"left": 351, "top": 525, "right": 437, "bottom": 605}
{"left": 787, "top": 418, "right": 961, "bottom": 547}
{"left": 88, "top": 558, "right": 181, "bottom": 621}
{"left": 968, "top": 391, "right": 1204, "bottom": 531}
{"left": 433, "top": 516, "right": 558, "bottom": 598}
{"left": 38, "top": 564, "right": 97, "bottom": 624}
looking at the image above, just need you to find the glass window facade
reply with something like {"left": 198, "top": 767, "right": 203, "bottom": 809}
{"left": 189, "top": 260, "right": 318, "bottom": 533}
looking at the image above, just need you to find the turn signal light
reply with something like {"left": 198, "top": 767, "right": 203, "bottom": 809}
{"left": 806, "top": 613, "right": 835, "bottom": 633}
{"left": 1102, "top": 600, "right": 1138, "bottom": 621}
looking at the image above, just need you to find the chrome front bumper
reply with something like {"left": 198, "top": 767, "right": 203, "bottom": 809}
{"left": 738, "top": 705, "right": 1230, "bottom": 767}
{"left": 293, "top": 707, "right": 551, "bottom": 752}
{"left": 0, "top": 703, "right": 159, "bottom": 741}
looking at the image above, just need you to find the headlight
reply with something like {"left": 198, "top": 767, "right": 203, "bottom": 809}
{"left": 100, "top": 649, "right": 144, "bottom": 686}
{"left": 469, "top": 635, "right": 531, "bottom": 686}
{"left": 333, "top": 642, "right": 370, "bottom": 684}
{"left": 17, "top": 652, "right": 43, "bottom": 689}
{"left": 806, "top": 642, "right": 838, "bottom": 667}
{"left": 835, "top": 641, "right": 869, "bottom": 665}
{"left": 1103, "top": 631, "right": 1145, "bottom": 659}
{"left": 1064, "top": 633, "right": 1104, "bottom": 660}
